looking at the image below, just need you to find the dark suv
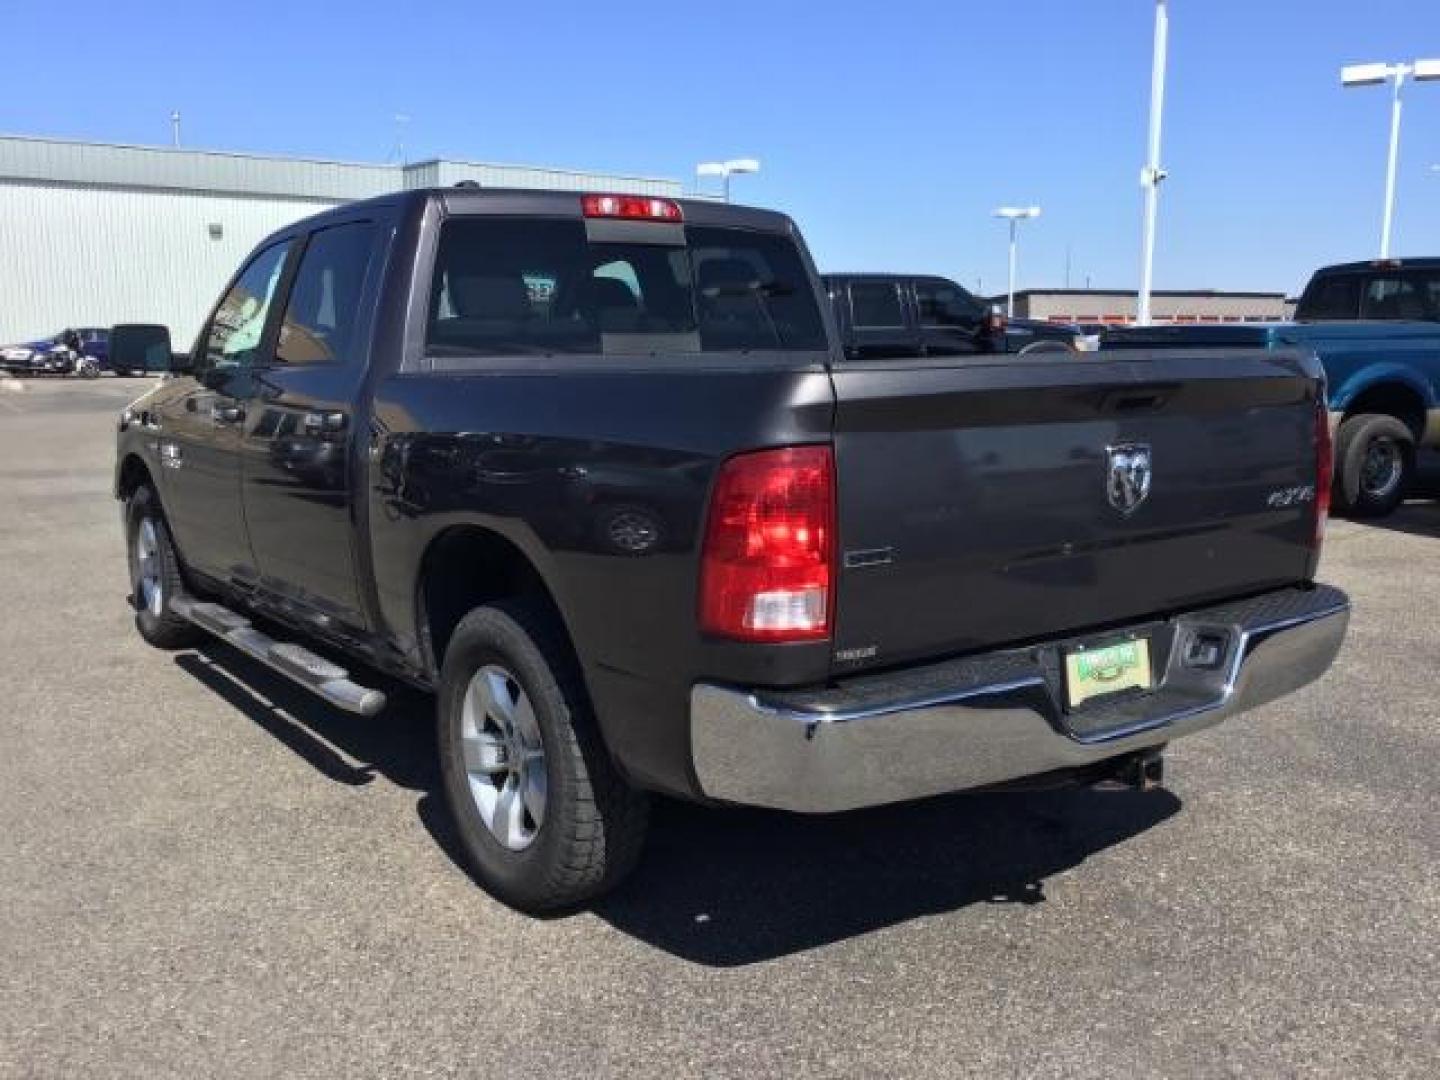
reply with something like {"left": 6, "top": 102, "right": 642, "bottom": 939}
{"left": 823, "top": 273, "right": 1082, "bottom": 359}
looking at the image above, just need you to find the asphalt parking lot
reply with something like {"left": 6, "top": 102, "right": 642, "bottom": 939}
{"left": 1, "top": 376, "right": 1437, "bottom": 1078}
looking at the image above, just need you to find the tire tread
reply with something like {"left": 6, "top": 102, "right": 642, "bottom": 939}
{"left": 440, "top": 598, "right": 648, "bottom": 911}
{"left": 126, "top": 486, "right": 204, "bottom": 650}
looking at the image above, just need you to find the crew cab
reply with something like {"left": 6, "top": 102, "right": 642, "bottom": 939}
{"left": 115, "top": 188, "right": 1349, "bottom": 911}
{"left": 1295, "top": 258, "right": 1440, "bottom": 322}
{"left": 823, "top": 273, "right": 1083, "bottom": 359}
{"left": 1108, "top": 265, "right": 1440, "bottom": 517}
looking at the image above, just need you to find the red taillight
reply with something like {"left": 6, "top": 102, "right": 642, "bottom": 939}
{"left": 1314, "top": 393, "right": 1333, "bottom": 547}
{"left": 699, "top": 446, "right": 835, "bottom": 642}
{"left": 581, "top": 194, "right": 683, "bottom": 222}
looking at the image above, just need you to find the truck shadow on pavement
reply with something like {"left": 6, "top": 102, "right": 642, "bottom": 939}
{"left": 1355, "top": 500, "right": 1440, "bottom": 540}
{"left": 176, "top": 644, "right": 1181, "bottom": 967}
{"left": 589, "top": 787, "right": 1179, "bottom": 965}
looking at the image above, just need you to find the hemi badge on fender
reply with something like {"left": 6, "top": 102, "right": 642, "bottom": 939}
{"left": 844, "top": 547, "right": 894, "bottom": 569}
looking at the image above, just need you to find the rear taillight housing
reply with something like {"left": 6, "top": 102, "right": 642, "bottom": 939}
{"left": 1314, "top": 392, "right": 1333, "bottom": 547}
{"left": 699, "top": 446, "right": 835, "bottom": 642}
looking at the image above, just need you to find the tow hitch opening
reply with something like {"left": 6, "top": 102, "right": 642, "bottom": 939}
{"left": 1096, "top": 749, "right": 1166, "bottom": 792}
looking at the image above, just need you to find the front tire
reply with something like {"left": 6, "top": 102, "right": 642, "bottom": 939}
{"left": 437, "top": 599, "right": 649, "bottom": 912}
{"left": 1334, "top": 413, "right": 1414, "bottom": 518}
{"left": 125, "top": 486, "right": 203, "bottom": 649}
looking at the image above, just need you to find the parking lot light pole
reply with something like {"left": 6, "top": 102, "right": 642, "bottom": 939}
{"left": 696, "top": 158, "right": 761, "bottom": 202}
{"left": 993, "top": 206, "right": 1041, "bottom": 318}
{"left": 1137, "top": 0, "right": 1169, "bottom": 327}
{"left": 1341, "top": 59, "right": 1440, "bottom": 258}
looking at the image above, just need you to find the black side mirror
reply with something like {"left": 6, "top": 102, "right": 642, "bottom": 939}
{"left": 110, "top": 324, "right": 176, "bottom": 374}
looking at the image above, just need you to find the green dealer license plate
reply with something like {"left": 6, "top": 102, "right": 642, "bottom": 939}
{"left": 1064, "top": 637, "right": 1153, "bottom": 709}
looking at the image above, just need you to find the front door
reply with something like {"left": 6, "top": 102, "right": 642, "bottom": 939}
{"left": 240, "top": 220, "right": 379, "bottom": 630}
{"left": 154, "top": 239, "right": 292, "bottom": 585}
{"left": 914, "top": 277, "right": 988, "bottom": 356}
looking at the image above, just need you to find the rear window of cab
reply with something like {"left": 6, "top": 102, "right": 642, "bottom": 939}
{"left": 426, "top": 218, "right": 827, "bottom": 356}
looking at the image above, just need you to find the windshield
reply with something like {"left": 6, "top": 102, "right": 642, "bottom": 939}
{"left": 427, "top": 218, "right": 827, "bottom": 356}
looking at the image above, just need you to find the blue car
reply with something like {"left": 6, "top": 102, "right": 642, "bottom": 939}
{"left": 0, "top": 327, "right": 114, "bottom": 375}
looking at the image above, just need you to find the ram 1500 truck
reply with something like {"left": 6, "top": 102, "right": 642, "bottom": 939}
{"left": 115, "top": 188, "right": 1349, "bottom": 911}
{"left": 1107, "top": 313, "right": 1440, "bottom": 517}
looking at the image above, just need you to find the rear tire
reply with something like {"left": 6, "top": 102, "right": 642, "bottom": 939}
{"left": 1334, "top": 413, "right": 1413, "bottom": 518}
{"left": 437, "top": 598, "right": 649, "bottom": 912}
{"left": 125, "top": 486, "right": 203, "bottom": 649}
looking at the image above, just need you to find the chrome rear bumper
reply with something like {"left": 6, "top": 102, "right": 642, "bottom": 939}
{"left": 691, "top": 585, "right": 1349, "bottom": 813}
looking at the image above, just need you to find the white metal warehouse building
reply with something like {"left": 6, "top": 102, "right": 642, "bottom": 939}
{"left": 0, "top": 135, "right": 682, "bottom": 346}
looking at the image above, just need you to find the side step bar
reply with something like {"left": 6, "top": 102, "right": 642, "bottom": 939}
{"left": 171, "top": 596, "right": 387, "bottom": 717}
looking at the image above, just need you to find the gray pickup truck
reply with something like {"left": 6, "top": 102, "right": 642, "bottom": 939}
{"left": 115, "top": 187, "right": 1349, "bottom": 910}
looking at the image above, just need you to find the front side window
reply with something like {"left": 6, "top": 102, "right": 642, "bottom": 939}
{"left": 426, "top": 217, "right": 826, "bottom": 356}
{"left": 202, "top": 241, "right": 292, "bottom": 371}
{"left": 849, "top": 283, "right": 905, "bottom": 329}
{"left": 915, "top": 280, "right": 984, "bottom": 328}
{"left": 276, "top": 222, "right": 376, "bottom": 366}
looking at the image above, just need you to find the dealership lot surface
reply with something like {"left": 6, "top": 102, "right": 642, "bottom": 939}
{"left": 1, "top": 378, "right": 1437, "bottom": 1079}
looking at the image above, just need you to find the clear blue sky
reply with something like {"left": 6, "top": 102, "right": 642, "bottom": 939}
{"left": 6, "top": 0, "right": 1440, "bottom": 297}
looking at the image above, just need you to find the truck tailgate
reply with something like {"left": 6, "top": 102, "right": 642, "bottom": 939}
{"left": 828, "top": 350, "right": 1323, "bottom": 671}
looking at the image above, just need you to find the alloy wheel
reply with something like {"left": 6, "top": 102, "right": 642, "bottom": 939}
{"left": 133, "top": 517, "right": 164, "bottom": 617}
{"left": 460, "top": 664, "right": 547, "bottom": 851}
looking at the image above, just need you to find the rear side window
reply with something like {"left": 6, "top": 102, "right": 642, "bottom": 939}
{"left": 848, "top": 282, "right": 905, "bottom": 329}
{"left": 1297, "top": 274, "right": 1361, "bottom": 320}
{"left": 276, "top": 221, "right": 376, "bottom": 366}
{"left": 1360, "top": 275, "right": 1429, "bottom": 320}
{"left": 427, "top": 218, "right": 826, "bottom": 356}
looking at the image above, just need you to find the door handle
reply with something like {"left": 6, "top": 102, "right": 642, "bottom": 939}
{"left": 211, "top": 402, "right": 245, "bottom": 424}
{"left": 302, "top": 411, "right": 347, "bottom": 434}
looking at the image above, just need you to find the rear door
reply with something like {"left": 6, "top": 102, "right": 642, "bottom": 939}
{"left": 154, "top": 239, "right": 292, "bottom": 584}
{"left": 827, "top": 351, "right": 1321, "bottom": 671}
{"left": 239, "top": 218, "right": 382, "bottom": 630}
{"left": 842, "top": 279, "right": 923, "bottom": 359}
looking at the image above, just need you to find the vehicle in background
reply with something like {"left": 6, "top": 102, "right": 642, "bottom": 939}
{"left": 1071, "top": 322, "right": 1113, "bottom": 348}
{"left": 115, "top": 187, "right": 1347, "bottom": 911}
{"left": 1295, "top": 258, "right": 1440, "bottom": 322}
{"left": 1, "top": 333, "right": 72, "bottom": 374}
{"left": 0, "top": 327, "right": 110, "bottom": 375}
{"left": 1105, "top": 319, "right": 1440, "bottom": 517}
{"left": 822, "top": 273, "right": 1083, "bottom": 360}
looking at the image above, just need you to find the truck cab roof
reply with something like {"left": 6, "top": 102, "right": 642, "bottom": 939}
{"left": 268, "top": 187, "right": 802, "bottom": 247}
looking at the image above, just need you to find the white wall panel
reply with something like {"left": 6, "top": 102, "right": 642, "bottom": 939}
{"left": 0, "top": 181, "right": 340, "bottom": 345}
{"left": 0, "top": 140, "right": 683, "bottom": 348}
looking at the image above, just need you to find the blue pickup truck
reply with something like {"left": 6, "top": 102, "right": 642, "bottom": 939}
{"left": 1108, "top": 260, "right": 1440, "bottom": 517}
